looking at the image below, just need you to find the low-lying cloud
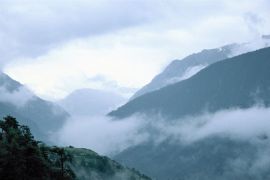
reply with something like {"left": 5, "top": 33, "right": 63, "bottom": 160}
{"left": 153, "top": 106, "right": 270, "bottom": 143}
{"left": 54, "top": 105, "right": 270, "bottom": 156}
{"left": 55, "top": 115, "right": 148, "bottom": 155}
{"left": 0, "top": 86, "right": 34, "bottom": 107}
{"left": 230, "top": 36, "right": 270, "bottom": 57}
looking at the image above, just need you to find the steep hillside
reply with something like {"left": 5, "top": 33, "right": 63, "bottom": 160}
{"left": 109, "top": 47, "right": 270, "bottom": 119}
{"left": 0, "top": 73, "right": 69, "bottom": 141}
{"left": 132, "top": 36, "right": 270, "bottom": 100}
{"left": 131, "top": 44, "right": 237, "bottom": 99}
{"left": 0, "top": 115, "right": 150, "bottom": 180}
{"left": 115, "top": 136, "right": 267, "bottom": 180}
{"left": 67, "top": 147, "right": 151, "bottom": 180}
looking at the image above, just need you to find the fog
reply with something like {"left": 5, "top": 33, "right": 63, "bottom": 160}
{"left": 58, "top": 88, "right": 127, "bottom": 117}
{"left": 230, "top": 36, "right": 270, "bottom": 57}
{"left": 55, "top": 115, "right": 149, "bottom": 155}
{"left": 2, "top": 0, "right": 270, "bottom": 100}
{"left": 54, "top": 105, "right": 270, "bottom": 156}
{"left": 152, "top": 106, "right": 270, "bottom": 143}
{"left": 0, "top": 86, "right": 34, "bottom": 107}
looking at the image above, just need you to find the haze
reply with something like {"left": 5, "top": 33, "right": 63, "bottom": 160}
{"left": 0, "top": 0, "right": 269, "bottom": 100}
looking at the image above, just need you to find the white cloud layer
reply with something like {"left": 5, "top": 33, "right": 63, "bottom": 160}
{"left": 55, "top": 115, "right": 148, "bottom": 155}
{"left": 154, "top": 106, "right": 270, "bottom": 143}
{"left": 1, "top": 0, "right": 270, "bottom": 99}
{"left": 55, "top": 106, "right": 270, "bottom": 155}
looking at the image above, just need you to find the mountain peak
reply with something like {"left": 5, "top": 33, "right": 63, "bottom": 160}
{"left": 110, "top": 47, "right": 270, "bottom": 119}
{"left": 0, "top": 73, "right": 22, "bottom": 92}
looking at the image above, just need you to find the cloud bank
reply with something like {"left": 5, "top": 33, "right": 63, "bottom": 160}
{"left": 1, "top": 0, "right": 270, "bottom": 99}
{"left": 153, "top": 106, "right": 270, "bottom": 143}
{"left": 55, "top": 105, "right": 270, "bottom": 156}
{"left": 55, "top": 115, "right": 148, "bottom": 155}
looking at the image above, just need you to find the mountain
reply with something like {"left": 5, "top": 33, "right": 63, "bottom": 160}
{"left": 115, "top": 136, "right": 267, "bottom": 180}
{"left": 109, "top": 47, "right": 270, "bottom": 119}
{"left": 0, "top": 73, "right": 69, "bottom": 141}
{"left": 111, "top": 47, "right": 270, "bottom": 179}
{"left": 131, "top": 36, "right": 270, "bottom": 100}
{"left": 131, "top": 44, "right": 237, "bottom": 99}
{"left": 0, "top": 115, "right": 150, "bottom": 180}
{"left": 58, "top": 88, "right": 126, "bottom": 116}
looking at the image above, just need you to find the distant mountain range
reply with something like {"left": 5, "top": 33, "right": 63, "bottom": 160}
{"left": 0, "top": 73, "right": 69, "bottom": 141}
{"left": 109, "top": 47, "right": 270, "bottom": 119}
{"left": 110, "top": 47, "right": 270, "bottom": 179}
{"left": 58, "top": 88, "right": 126, "bottom": 117}
{"left": 131, "top": 44, "right": 237, "bottom": 99}
{"left": 2, "top": 36, "right": 270, "bottom": 179}
{"left": 131, "top": 36, "right": 270, "bottom": 100}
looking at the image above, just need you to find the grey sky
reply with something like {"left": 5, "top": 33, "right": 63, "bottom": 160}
{"left": 0, "top": 0, "right": 155, "bottom": 61}
{"left": 1, "top": 0, "right": 270, "bottom": 99}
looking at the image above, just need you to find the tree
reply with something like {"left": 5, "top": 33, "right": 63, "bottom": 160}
{"left": 50, "top": 147, "right": 75, "bottom": 180}
{"left": 0, "top": 116, "right": 50, "bottom": 179}
{"left": 0, "top": 115, "right": 75, "bottom": 180}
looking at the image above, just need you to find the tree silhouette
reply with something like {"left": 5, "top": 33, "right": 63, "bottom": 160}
{"left": 0, "top": 116, "right": 50, "bottom": 179}
{"left": 50, "top": 146, "right": 75, "bottom": 179}
{"left": 0, "top": 115, "right": 75, "bottom": 180}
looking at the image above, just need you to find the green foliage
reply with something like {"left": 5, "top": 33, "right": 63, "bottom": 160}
{"left": 50, "top": 146, "right": 75, "bottom": 180}
{"left": 0, "top": 116, "right": 50, "bottom": 179}
{"left": 0, "top": 116, "right": 75, "bottom": 180}
{"left": 65, "top": 147, "right": 151, "bottom": 180}
{"left": 0, "top": 116, "right": 151, "bottom": 180}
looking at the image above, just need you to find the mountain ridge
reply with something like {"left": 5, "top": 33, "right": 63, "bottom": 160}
{"left": 130, "top": 43, "right": 237, "bottom": 100}
{"left": 109, "top": 47, "right": 270, "bottom": 119}
{"left": 0, "top": 72, "right": 69, "bottom": 141}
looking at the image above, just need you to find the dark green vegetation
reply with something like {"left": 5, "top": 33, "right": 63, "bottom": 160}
{"left": 131, "top": 44, "right": 237, "bottom": 99}
{"left": 0, "top": 116, "right": 75, "bottom": 180}
{"left": 110, "top": 47, "right": 270, "bottom": 119}
{"left": 0, "top": 73, "right": 69, "bottom": 141}
{"left": 66, "top": 147, "right": 151, "bottom": 180}
{"left": 0, "top": 116, "right": 151, "bottom": 180}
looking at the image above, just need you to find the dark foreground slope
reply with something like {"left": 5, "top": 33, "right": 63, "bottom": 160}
{"left": 0, "top": 116, "right": 150, "bottom": 180}
{"left": 67, "top": 147, "right": 151, "bottom": 180}
{"left": 110, "top": 47, "right": 270, "bottom": 119}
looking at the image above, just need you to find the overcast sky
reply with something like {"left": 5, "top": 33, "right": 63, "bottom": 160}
{"left": 1, "top": 0, "right": 270, "bottom": 100}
